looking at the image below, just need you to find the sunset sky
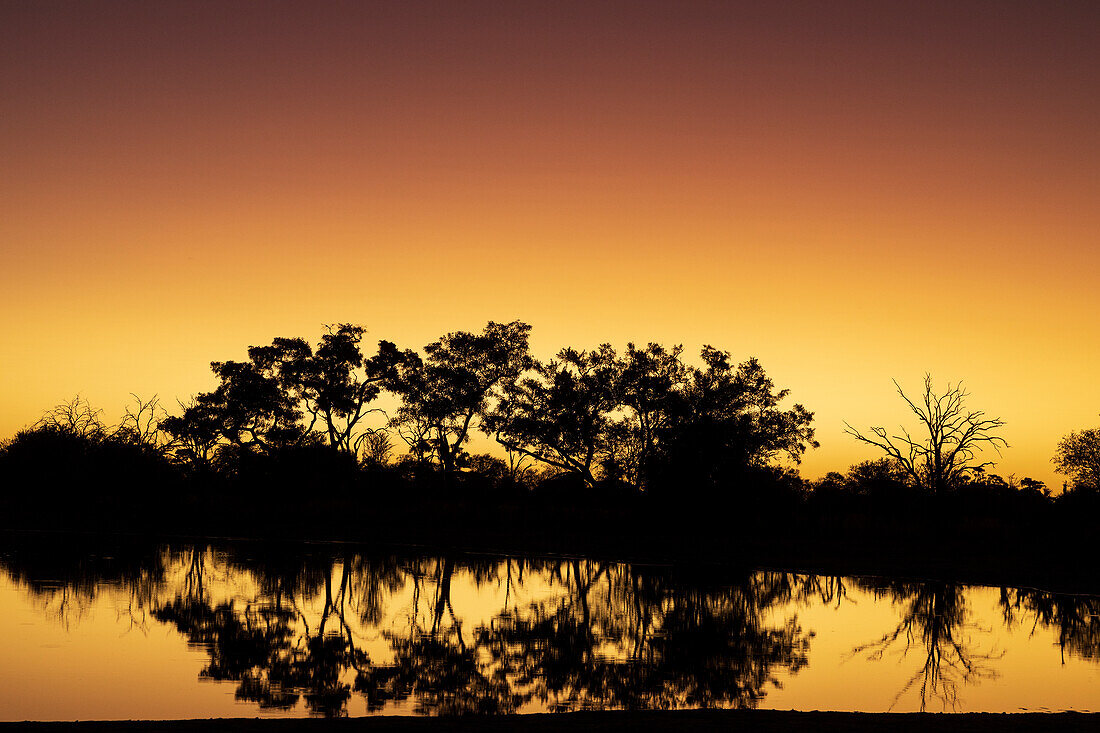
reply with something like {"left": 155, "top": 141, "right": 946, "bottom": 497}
{"left": 2, "top": 0, "right": 1098, "bottom": 488}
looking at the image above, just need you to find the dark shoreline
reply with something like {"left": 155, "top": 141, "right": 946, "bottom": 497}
{"left": 4, "top": 511, "right": 1098, "bottom": 596}
{"left": 5, "top": 711, "right": 1100, "bottom": 732}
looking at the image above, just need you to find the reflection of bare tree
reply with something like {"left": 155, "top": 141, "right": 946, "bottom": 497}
{"left": 1000, "top": 588, "right": 1100, "bottom": 664}
{"left": 851, "top": 580, "right": 1001, "bottom": 711}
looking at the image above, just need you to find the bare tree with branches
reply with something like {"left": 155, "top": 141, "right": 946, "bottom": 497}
{"left": 358, "top": 429, "right": 393, "bottom": 469}
{"left": 115, "top": 394, "right": 169, "bottom": 448}
{"left": 35, "top": 395, "right": 108, "bottom": 440}
{"left": 844, "top": 375, "right": 1007, "bottom": 494}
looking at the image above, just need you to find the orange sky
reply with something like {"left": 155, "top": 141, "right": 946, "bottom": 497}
{"left": 2, "top": 1, "right": 1098, "bottom": 488}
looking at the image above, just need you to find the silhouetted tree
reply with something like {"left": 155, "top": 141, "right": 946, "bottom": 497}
{"left": 275, "top": 324, "right": 391, "bottom": 455}
{"left": 199, "top": 352, "right": 312, "bottom": 453}
{"left": 1017, "top": 476, "right": 1049, "bottom": 496}
{"left": 488, "top": 345, "right": 622, "bottom": 488}
{"left": 114, "top": 394, "right": 169, "bottom": 449}
{"left": 161, "top": 398, "right": 222, "bottom": 468}
{"left": 615, "top": 343, "right": 690, "bottom": 488}
{"left": 34, "top": 395, "right": 108, "bottom": 440}
{"left": 163, "top": 325, "right": 398, "bottom": 468}
{"left": 359, "top": 429, "right": 394, "bottom": 469}
{"left": 845, "top": 458, "right": 906, "bottom": 488}
{"left": 845, "top": 375, "right": 1007, "bottom": 495}
{"left": 383, "top": 321, "right": 532, "bottom": 479}
{"left": 464, "top": 453, "right": 508, "bottom": 485}
{"left": 649, "top": 350, "right": 818, "bottom": 496}
{"left": 491, "top": 345, "right": 815, "bottom": 495}
{"left": 1, "top": 397, "right": 178, "bottom": 515}
{"left": 1053, "top": 425, "right": 1100, "bottom": 491}
{"left": 810, "top": 459, "right": 912, "bottom": 502}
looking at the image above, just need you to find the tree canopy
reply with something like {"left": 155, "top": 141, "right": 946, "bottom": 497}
{"left": 148, "top": 321, "right": 817, "bottom": 499}
{"left": 381, "top": 320, "right": 532, "bottom": 477}
{"left": 1053, "top": 426, "right": 1100, "bottom": 491}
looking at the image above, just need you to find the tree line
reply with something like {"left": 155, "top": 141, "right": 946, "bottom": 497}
{"left": 16, "top": 320, "right": 818, "bottom": 499}
{"left": 2, "top": 320, "right": 1099, "bottom": 510}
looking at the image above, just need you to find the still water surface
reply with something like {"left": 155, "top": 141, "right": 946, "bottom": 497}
{"left": 1, "top": 539, "right": 1097, "bottom": 719}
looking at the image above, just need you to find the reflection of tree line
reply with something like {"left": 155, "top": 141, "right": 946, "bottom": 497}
{"left": 1000, "top": 587, "right": 1100, "bottom": 664}
{"left": 470, "top": 567, "right": 817, "bottom": 713}
{"left": 2, "top": 544, "right": 1098, "bottom": 716}
{"left": 0, "top": 540, "right": 167, "bottom": 629}
{"left": 154, "top": 555, "right": 818, "bottom": 716}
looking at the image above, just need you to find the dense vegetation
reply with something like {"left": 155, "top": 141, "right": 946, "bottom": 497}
{"left": 1, "top": 320, "right": 1097, "bottom": 576}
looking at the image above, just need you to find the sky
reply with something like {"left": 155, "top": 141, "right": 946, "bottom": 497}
{"left": 2, "top": 0, "right": 1098, "bottom": 487}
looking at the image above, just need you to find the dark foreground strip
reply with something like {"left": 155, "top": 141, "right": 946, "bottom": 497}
{"left": 2, "top": 712, "right": 1098, "bottom": 733}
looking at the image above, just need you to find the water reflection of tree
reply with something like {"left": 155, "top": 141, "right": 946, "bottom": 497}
{"left": 166, "top": 556, "right": 814, "bottom": 715}
{"left": 473, "top": 566, "right": 813, "bottom": 711}
{"left": 353, "top": 562, "right": 815, "bottom": 713}
{"left": 354, "top": 556, "right": 541, "bottom": 714}
{"left": 356, "top": 625, "right": 524, "bottom": 714}
{"left": 851, "top": 580, "right": 1001, "bottom": 711}
{"left": 154, "top": 599, "right": 358, "bottom": 712}
{"left": 1, "top": 538, "right": 167, "bottom": 629}
{"left": 148, "top": 548, "right": 410, "bottom": 716}
{"left": 2, "top": 544, "right": 815, "bottom": 716}
{"left": 1000, "top": 588, "right": 1100, "bottom": 663}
